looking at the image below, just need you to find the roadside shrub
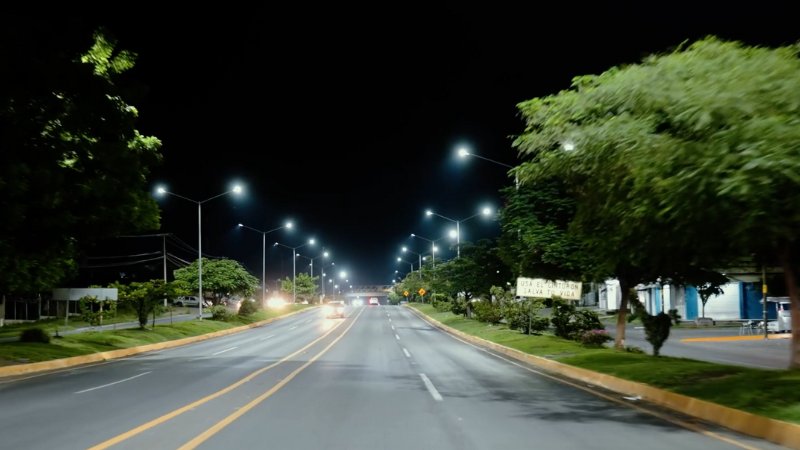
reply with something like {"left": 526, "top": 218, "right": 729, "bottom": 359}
{"left": 504, "top": 299, "right": 549, "bottom": 334}
{"left": 579, "top": 329, "right": 612, "bottom": 347}
{"left": 473, "top": 301, "right": 503, "bottom": 324}
{"left": 434, "top": 300, "right": 452, "bottom": 312}
{"left": 238, "top": 299, "right": 258, "bottom": 317}
{"left": 20, "top": 328, "right": 50, "bottom": 343}
{"left": 551, "top": 299, "right": 604, "bottom": 340}
{"left": 210, "top": 305, "right": 233, "bottom": 321}
{"left": 450, "top": 297, "right": 468, "bottom": 316}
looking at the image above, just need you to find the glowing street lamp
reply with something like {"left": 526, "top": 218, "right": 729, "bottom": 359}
{"left": 238, "top": 221, "right": 293, "bottom": 303}
{"left": 457, "top": 146, "right": 518, "bottom": 188}
{"left": 156, "top": 183, "right": 243, "bottom": 319}
{"left": 424, "top": 207, "right": 493, "bottom": 258}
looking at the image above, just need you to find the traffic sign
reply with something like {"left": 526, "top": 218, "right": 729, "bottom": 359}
{"left": 403, "top": 290, "right": 409, "bottom": 297}
{"left": 418, "top": 288, "right": 426, "bottom": 296}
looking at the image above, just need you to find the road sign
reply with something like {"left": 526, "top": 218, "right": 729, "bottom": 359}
{"left": 403, "top": 290, "right": 409, "bottom": 297}
{"left": 418, "top": 288, "right": 426, "bottom": 296}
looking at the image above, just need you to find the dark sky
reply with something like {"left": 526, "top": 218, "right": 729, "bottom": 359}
{"left": 13, "top": 4, "right": 799, "bottom": 288}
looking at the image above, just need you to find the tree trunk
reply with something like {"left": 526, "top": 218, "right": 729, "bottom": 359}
{"left": 614, "top": 278, "right": 631, "bottom": 349}
{"left": 780, "top": 248, "right": 800, "bottom": 369}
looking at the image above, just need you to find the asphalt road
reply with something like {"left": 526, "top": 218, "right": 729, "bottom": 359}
{"left": 0, "top": 306, "right": 787, "bottom": 450}
{"left": 606, "top": 324, "right": 791, "bottom": 369}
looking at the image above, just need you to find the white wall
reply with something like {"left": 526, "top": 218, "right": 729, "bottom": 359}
{"left": 702, "top": 282, "right": 741, "bottom": 320}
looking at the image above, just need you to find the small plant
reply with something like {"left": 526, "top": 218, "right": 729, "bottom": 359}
{"left": 579, "top": 329, "right": 613, "bottom": 347}
{"left": 20, "top": 328, "right": 51, "bottom": 343}
{"left": 624, "top": 345, "right": 645, "bottom": 354}
{"left": 210, "top": 305, "right": 233, "bottom": 321}
{"left": 473, "top": 301, "right": 503, "bottom": 324}
{"left": 238, "top": 299, "right": 258, "bottom": 317}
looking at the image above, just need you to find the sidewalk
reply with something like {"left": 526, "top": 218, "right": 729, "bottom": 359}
{"left": 0, "top": 312, "right": 208, "bottom": 343}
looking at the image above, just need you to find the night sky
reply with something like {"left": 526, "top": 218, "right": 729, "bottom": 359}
{"left": 9, "top": 4, "right": 799, "bottom": 287}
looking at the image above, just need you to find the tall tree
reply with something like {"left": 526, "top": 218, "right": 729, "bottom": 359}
{"left": 0, "top": 26, "right": 161, "bottom": 294}
{"left": 174, "top": 259, "right": 259, "bottom": 305}
{"left": 280, "top": 273, "right": 319, "bottom": 303}
{"left": 513, "top": 38, "right": 780, "bottom": 352}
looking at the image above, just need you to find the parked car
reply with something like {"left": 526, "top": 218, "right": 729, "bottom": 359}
{"left": 173, "top": 296, "right": 210, "bottom": 307}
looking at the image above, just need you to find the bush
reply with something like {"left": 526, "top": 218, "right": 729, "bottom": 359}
{"left": 20, "top": 328, "right": 50, "bottom": 343}
{"left": 579, "top": 329, "right": 612, "bottom": 347}
{"left": 551, "top": 299, "right": 604, "bottom": 340}
{"left": 210, "top": 305, "right": 233, "bottom": 321}
{"left": 450, "top": 297, "right": 468, "bottom": 316}
{"left": 473, "top": 301, "right": 503, "bottom": 324}
{"left": 503, "top": 299, "right": 549, "bottom": 334}
{"left": 238, "top": 299, "right": 258, "bottom": 317}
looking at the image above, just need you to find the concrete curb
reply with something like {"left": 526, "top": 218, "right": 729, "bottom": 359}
{"left": 407, "top": 306, "right": 800, "bottom": 450}
{"left": 0, "top": 306, "right": 313, "bottom": 378}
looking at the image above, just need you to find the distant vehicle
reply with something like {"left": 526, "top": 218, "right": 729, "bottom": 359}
{"left": 769, "top": 297, "right": 792, "bottom": 332}
{"left": 173, "top": 296, "right": 210, "bottom": 307}
{"left": 368, "top": 297, "right": 379, "bottom": 306}
{"left": 323, "top": 301, "right": 345, "bottom": 318}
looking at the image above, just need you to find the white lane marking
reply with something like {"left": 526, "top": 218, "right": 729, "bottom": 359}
{"left": 289, "top": 326, "right": 297, "bottom": 330}
{"left": 403, "top": 348, "right": 411, "bottom": 358}
{"left": 388, "top": 318, "right": 392, "bottom": 322}
{"left": 391, "top": 325, "right": 395, "bottom": 330}
{"left": 212, "top": 346, "right": 238, "bottom": 356}
{"left": 75, "top": 371, "right": 152, "bottom": 394}
{"left": 419, "top": 373, "right": 443, "bottom": 401}
{"left": 395, "top": 334, "right": 400, "bottom": 340}
{"left": 259, "top": 335, "right": 275, "bottom": 341}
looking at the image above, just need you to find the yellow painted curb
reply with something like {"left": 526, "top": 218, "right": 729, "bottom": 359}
{"left": 0, "top": 306, "right": 314, "bottom": 378}
{"left": 407, "top": 306, "right": 800, "bottom": 450}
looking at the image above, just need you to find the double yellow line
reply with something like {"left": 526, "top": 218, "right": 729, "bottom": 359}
{"left": 90, "top": 308, "right": 364, "bottom": 450}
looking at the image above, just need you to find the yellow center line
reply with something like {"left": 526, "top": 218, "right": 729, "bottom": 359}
{"left": 88, "top": 316, "right": 347, "bottom": 450}
{"left": 177, "top": 307, "right": 365, "bottom": 450}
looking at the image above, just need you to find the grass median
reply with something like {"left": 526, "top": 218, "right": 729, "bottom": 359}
{"left": 0, "top": 305, "right": 311, "bottom": 366}
{"left": 410, "top": 303, "right": 800, "bottom": 424}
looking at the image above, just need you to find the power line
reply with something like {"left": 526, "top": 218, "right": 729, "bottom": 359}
{"left": 87, "top": 251, "right": 161, "bottom": 260}
{"left": 80, "top": 256, "right": 164, "bottom": 269}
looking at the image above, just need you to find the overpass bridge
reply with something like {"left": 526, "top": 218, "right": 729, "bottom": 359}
{"left": 341, "top": 285, "right": 393, "bottom": 304}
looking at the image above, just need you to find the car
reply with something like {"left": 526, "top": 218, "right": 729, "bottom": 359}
{"left": 368, "top": 297, "right": 379, "bottom": 306}
{"left": 323, "top": 301, "right": 345, "bottom": 318}
{"left": 173, "top": 296, "right": 210, "bottom": 307}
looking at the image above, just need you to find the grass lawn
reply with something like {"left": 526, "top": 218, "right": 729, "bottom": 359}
{"left": 411, "top": 303, "right": 800, "bottom": 424}
{"left": 0, "top": 304, "right": 310, "bottom": 365}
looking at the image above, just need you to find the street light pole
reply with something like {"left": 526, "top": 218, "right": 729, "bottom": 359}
{"left": 458, "top": 147, "right": 518, "bottom": 189}
{"left": 275, "top": 239, "right": 315, "bottom": 304}
{"left": 156, "top": 184, "right": 243, "bottom": 320}
{"left": 425, "top": 208, "right": 492, "bottom": 259}
{"left": 238, "top": 221, "right": 293, "bottom": 304}
{"left": 402, "top": 247, "right": 423, "bottom": 279}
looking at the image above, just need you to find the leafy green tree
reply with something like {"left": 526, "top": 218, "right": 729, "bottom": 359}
{"left": 113, "top": 280, "right": 184, "bottom": 329}
{"left": 498, "top": 181, "right": 596, "bottom": 280}
{"left": 174, "top": 259, "right": 259, "bottom": 305}
{"left": 436, "top": 239, "right": 510, "bottom": 303}
{"left": 513, "top": 37, "right": 783, "bottom": 354}
{"left": 280, "top": 273, "right": 319, "bottom": 303}
{"left": 0, "top": 27, "right": 162, "bottom": 295}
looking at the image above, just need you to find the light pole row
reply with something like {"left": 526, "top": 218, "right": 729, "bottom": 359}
{"left": 156, "top": 185, "right": 244, "bottom": 319}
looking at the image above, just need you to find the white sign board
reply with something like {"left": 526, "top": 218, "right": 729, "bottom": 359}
{"left": 516, "top": 277, "right": 582, "bottom": 300}
{"left": 52, "top": 288, "right": 118, "bottom": 302}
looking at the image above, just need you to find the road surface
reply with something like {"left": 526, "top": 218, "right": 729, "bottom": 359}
{"left": 0, "top": 306, "right": 786, "bottom": 449}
